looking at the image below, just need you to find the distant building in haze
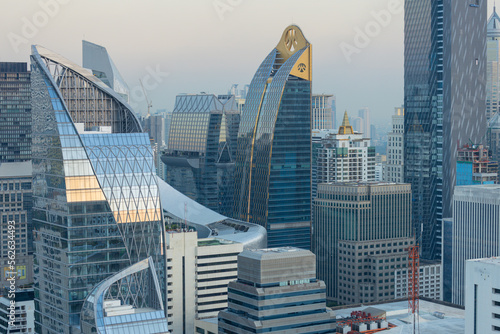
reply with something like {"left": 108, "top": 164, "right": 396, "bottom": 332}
{"left": 312, "top": 94, "right": 334, "bottom": 129}
{"left": 384, "top": 106, "right": 405, "bottom": 183}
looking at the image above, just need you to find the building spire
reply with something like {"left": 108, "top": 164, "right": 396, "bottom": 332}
{"left": 338, "top": 111, "right": 354, "bottom": 135}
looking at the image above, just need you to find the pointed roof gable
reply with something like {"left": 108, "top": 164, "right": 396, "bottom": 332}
{"left": 338, "top": 111, "right": 354, "bottom": 135}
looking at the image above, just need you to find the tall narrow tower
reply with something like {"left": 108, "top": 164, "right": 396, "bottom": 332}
{"left": 404, "top": 0, "right": 486, "bottom": 260}
{"left": 233, "top": 25, "right": 312, "bottom": 249}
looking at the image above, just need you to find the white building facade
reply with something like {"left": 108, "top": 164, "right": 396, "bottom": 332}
{"left": 165, "top": 231, "right": 243, "bottom": 334}
{"left": 0, "top": 290, "right": 35, "bottom": 334}
{"left": 384, "top": 106, "right": 404, "bottom": 183}
{"left": 316, "top": 112, "right": 375, "bottom": 184}
{"left": 451, "top": 185, "right": 500, "bottom": 306}
{"left": 394, "top": 261, "right": 442, "bottom": 300}
{"left": 312, "top": 94, "right": 334, "bottom": 130}
{"left": 465, "top": 257, "right": 500, "bottom": 333}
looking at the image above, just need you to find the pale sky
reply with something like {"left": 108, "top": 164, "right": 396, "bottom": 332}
{"left": 0, "top": 1, "right": 496, "bottom": 126}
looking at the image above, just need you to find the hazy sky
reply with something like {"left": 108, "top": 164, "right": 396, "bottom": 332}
{"left": 0, "top": 1, "right": 496, "bottom": 126}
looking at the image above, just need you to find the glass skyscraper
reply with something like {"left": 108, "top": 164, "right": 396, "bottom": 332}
{"left": 404, "top": 0, "right": 487, "bottom": 260}
{"left": 233, "top": 25, "right": 312, "bottom": 249}
{"left": 163, "top": 94, "right": 239, "bottom": 216}
{"left": 31, "top": 45, "right": 165, "bottom": 334}
{"left": 0, "top": 62, "right": 31, "bottom": 162}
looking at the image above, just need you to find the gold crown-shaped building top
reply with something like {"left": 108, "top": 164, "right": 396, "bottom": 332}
{"left": 276, "top": 25, "right": 312, "bottom": 81}
{"left": 338, "top": 111, "right": 354, "bottom": 135}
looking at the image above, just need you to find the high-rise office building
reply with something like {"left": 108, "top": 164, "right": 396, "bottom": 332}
{"left": 331, "top": 94, "right": 337, "bottom": 129}
{"left": 0, "top": 161, "right": 34, "bottom": 289}
{"left": 0, "top": 62, "right": 31, "bottom": 163}
{"left": 358, "top": 107, "right": 370, "bottom": 138}
{"left": 316, "top": 112, "right": 375, "bottom": 184}
{"left": 165, "top": 231, "right": 243, "bottom": 333}
{"left": 312, "top": 94, "right": 334, "bottom": 129}
{"left": 489, "top": 113, "right": 500, "bottom": 164}
{"left": 144, "top": 114, "right": 166, "bottom": 146}
{"left": 162, "top": 94, "right": 239, "bottom": 216}
{"left": 445, "top": 185, "right": 500, "bottom": 306}
{"left": 487, "top": 7, "right": 500, "bottom": 121}
{"left": 384, "top": 106, "right": 404, "bottom": 183}
{"left": 233, "top": 25, "right": 312, "bottom": 249}
{"left": 82, "top": 40, "right": 130, "bottom": 102}
{"left": 31, "top": 45, "right": 165, "bottom": 334}
{"left": 313, "top": 182, "right": 413, "bottom": 302}
{"left": 404, "top": 1, "right": 487, "bottom": 260}
{"left": 218, "top": 247, "right": 336, "bottom": 333}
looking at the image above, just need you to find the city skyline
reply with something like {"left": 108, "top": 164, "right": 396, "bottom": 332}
{"left": 3, "top": 0, "right": 489, "bottom": 126}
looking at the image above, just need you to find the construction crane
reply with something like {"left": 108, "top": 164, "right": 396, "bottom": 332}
{"left": 140, "top": 79, "right": 153, "bottom": 117}
{"left": 408, "top": 244, "right": 420, "bottom": 334}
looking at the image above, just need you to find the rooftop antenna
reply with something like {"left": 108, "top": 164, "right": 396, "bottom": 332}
{"left": 139, "top": 79, "right": 153, "bottom": 117}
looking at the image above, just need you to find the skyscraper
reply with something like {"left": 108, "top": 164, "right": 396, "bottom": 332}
{"left": 312, "top": 94, "right": 334, "bottom": 129}
{"left": 404, "top": 1, "right": 487, "bottom": 260}
{"left": 358, "top": 107, "right": 370, "bottom": 138}
{"left": 313, "top": 182, "right": 413, "bottom": 302}
{"left": 487, "top": 6, "right": 500, "bottom": 121}
{"left": 448, "top": 185, "right": 500, "bottom": 306}
{"left": 163, "top": 94, "right": 239, "bottom": 215}
{"left": 233, "top": 25, "right": 312, "bottom": 249}
{"left": 31, "top": 45, "right": 165, "bottom": 334}
{"left": 384, "top": 106, "right": 405, "bottom": 183}
{"left": 0, "top": 62, "right": 31, "bottom": 163}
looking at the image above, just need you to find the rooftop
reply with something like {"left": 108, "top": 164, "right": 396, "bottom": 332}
{"left": 0, "top": 161, "right": 32, "bottom": 178}
{"left": 467, "top": 257, "right": 500, "bottom": 265}
{"left": 333, "top": 299, "right": 465, "bottom": 333}
{"left": 241, "top": 247, "right": 313, "bottom": 261}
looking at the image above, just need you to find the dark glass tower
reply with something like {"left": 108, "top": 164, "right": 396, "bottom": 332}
{"left": 0, "top": 62, "right": 31, "bottom": 162}
{"left": 404, "top": 0, "right": 486, "bottom": 260}
{"left": 233, "top": 25, "right": 312, "bottom": 249}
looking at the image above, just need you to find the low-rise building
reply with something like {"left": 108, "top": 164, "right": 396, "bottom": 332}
{"left": 394, "top": 260, "right": 442, "bottom": 300}
{"left": 218, "top": 247, "right": 336, "bottom": 333}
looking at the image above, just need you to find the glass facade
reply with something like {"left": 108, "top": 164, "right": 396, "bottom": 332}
{"left": 163, "top": 94, "right": 239, "bottom": 215}
{"left": 404, "top": 0, "right": 486, "bottom": 260}
{"left": 0, "top": 62, "right": 31, "bottom": 162}
{"left": 31, "top": 46, "right": 165, "bottom": 334}
{"left": 233, "top": 25, "right": 312, "bottom": 249}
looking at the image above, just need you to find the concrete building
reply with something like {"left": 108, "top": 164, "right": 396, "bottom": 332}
{"left": 0, "top": 162, "right": 34, "bottom": 290}
{"left": 313, "top": 182, "right": 413, "bottom": 302}
{"left": 456, "top": 143, "right": 498, "bottom": 185}
{"left": 0, "top": 289, "right": 35, "bottom": 334}
{"left": 465, "top": 257, "right": 500, "bottom": 333}
{"left": 144, "top": 114, "right": 166, "bottom": 146}
{"left": 312, "top": 94, "right": 334, "bottom": 130}
{"left": 337, "top": 237, "right": 413, "bottom": 304}
{"left": 316, "top": 112, "right": 375, "bottom": 185}
{"left": 384, "top": 106, "right": 404, "bottom": 183}
{"left": 195, "top": 318, "right": 218, "bottom": 334}
{"left": 218, "top": 247, "right": 336, "bottom": 333}
{"left": 448, "top": 185, "right": 500, "bottom": 306}
{"left": 164, "top": 231, "right": 243, "bottom": 334}
{"left": 394, "top": 260, "right": 442, "bottom": 300}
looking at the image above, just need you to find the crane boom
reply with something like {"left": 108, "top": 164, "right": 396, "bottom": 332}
{"left": 139, "top": 79, "right": 153, "bottom": 117}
